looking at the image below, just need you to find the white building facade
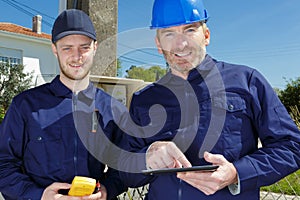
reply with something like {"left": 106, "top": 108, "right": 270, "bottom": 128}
{"left": 0, "top": 22, "right": 59, "bottom": 86}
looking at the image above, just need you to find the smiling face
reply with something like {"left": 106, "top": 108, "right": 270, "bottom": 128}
{"left": 156, "top": 22, "right": 210, "bottom": 79}
{"left": 52, "top": 34, "right": 97, "bottom": 89}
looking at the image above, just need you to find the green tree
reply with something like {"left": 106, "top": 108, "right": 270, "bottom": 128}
{"left": 278, "top": 77, "right": 300, "bottom": 112}
{"left": 0, "top": 62, "right": 33, "bottom": 121}
{"left": 126, "top": 65, "right": 167, "bottom": 82}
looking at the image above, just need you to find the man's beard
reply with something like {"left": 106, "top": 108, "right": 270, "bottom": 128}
{"left": 58, "top": 56, "right": 90, "bottom": 81}
{"left": 164, "top": 46, "right": 206, "bottom": 74}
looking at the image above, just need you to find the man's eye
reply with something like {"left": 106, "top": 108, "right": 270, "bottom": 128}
{"left": 186, "top": 28, "right": 196, "bottom": 33}
{"left": 81, "top": 46, "right": 91, "bottom": 50}
{"left": 62, "top": 48, "right": 70, "bottom": 51}
{"left": 163, "top": 32, "right": 174, "bottom": 38}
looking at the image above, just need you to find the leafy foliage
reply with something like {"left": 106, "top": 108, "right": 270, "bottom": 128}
{"left": 125, "top": 65, "right": 167, "bottom": 82}
{"left": 0, "top": 62, "right": 33, "bottom": 122}
{"left": 278, "top": 77, "right": 300, "bottom": 112}
{"left": 290, "top": 105, "right": 300, "bottom": 128}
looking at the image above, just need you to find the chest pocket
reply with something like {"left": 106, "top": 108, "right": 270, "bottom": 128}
{"left": 212, "top": 96, "right": 246, "bottom": 112}
{"left": 24, "top": 125, "right": 64, "bottom": 179}
{"left": 211, "top": 95, "right": 247, "bottom": 160}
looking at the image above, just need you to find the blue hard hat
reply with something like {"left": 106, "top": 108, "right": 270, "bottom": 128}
{"left": 150, "top": 0, "right": 209, "bottom": 29}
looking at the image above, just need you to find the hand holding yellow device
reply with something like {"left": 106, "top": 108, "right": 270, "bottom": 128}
{"left": 68, "top": 176, "right": 97, "bottom": 196}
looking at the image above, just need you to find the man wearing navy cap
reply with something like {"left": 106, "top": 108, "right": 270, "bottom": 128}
{"left": 0, "top": 9, "right": 127, "bottom": 199}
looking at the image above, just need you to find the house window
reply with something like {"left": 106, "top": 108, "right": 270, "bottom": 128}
{"left": 0, "top": 56, "right": 8, "bottom": 63}
{"left": 0, "top": 47, "right": 22, "bottom": 66}
{"left": 0, "top": 56, "right": 22, "bottom": 65}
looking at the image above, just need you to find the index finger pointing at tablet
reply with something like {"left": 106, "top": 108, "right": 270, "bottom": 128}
{"left": 146, "top": 141, "right": 192, "bottom": 169}
{"left": 166, "top": 142, "right": 192, "bottom": 168}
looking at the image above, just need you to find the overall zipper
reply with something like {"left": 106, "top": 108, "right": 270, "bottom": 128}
{"left": 72, "top": 93, "right": 78, "bottom": 175}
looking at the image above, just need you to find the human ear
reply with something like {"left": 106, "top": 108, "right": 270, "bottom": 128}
{"left": 51, "top": 44, "right": 58, "bottom": 58}
{"left": 93, "top": 41, "right": 98, "bottom": 56}
{"left": 155, "top": 36, "right": 163, "bottom": 54}
{"left": 204, "top": 28, "right": 210, "bottom": 46}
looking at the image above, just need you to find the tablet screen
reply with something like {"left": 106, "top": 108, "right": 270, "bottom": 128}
{"left": 142, "top": 165, "right": 219, "bottom": 175}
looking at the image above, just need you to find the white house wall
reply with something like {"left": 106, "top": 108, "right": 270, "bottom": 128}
{"left": 0, "top": 31, "right": 59, "bottom": 86}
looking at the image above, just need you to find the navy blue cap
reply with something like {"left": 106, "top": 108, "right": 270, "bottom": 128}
{"left": 51, "top": 9, "right": 97, "bottom": 43}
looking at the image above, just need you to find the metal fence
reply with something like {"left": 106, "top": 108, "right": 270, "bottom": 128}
{"left": 116, "top": 171, "right": 300, "bottom": 200}
{"left": 260, "top": 171, "right": 300, "bottom": 200}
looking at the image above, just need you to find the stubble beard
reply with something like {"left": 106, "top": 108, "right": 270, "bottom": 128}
{"left": 58, "top": 56, "right": 91, "bottom": 81}
{"left": 166, "top": 46, "right": 206, "bottom": 75}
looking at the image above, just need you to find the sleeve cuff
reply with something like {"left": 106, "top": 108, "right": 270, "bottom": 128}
{"left": 228, "top": 174, "right": 240, "bottom": 195}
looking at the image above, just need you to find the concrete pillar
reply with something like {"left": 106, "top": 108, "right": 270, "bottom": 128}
{"left": 67, "top": 0, "right": 117, "bottom": 77}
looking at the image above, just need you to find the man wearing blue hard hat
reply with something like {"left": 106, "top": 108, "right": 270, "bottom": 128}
{"left": 0, "top": 9, "right": 127, "bottom": 199}
{"left": 120, "top": 0, "right": 300, "bottom": 199}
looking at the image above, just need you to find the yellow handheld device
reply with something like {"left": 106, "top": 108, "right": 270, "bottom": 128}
{"left": 68, "top": 176, "right": 96, "bottom": 196}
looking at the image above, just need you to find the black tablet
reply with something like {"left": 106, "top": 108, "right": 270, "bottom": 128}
{"left": 142, "top": 165, "right": 219, "bottom": 175}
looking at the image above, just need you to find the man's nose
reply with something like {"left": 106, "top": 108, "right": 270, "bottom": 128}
{"left": 174, "top": 34, "right": 188, "bottom": 51}
{"left": 72, "top": 49, "right": 83, "bottom": 63}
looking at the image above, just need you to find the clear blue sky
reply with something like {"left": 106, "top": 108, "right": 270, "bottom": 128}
{"left": 1, "top": 0, "right": 300, "bottom": 89}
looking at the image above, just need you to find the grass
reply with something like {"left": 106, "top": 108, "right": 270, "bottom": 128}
{"left": 261, "top": 170, "right": 300, "bottom": 195}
